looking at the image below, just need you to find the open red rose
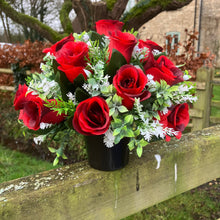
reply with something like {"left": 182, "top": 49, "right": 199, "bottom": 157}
{"left": 145, "top": 55, "right": 184, "bottom": 85}
{"left": 43, "top": 34, "right": 75, "bottom": 56}
{"left": 113, "top": 65, "right": 151, "bottom": 110}
{"left": 56, "top": 41, "right": 88, "bottom": 67}
{"left": 109, "top": 31, "right": 137, "bottom": 63}
{"left": 95, "top": 19, "right": 124, "bottom": 37}
{"left": 167, "top": 103, "right": 189, "bottom": 139}
{"left": 73, "top": 96, "right": 110, "bottom": 136}
{"left": 14, "top": 84, "right": 65, "bottom": 130}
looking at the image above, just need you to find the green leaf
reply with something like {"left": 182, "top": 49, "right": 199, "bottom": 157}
{"left": 125, "top": 129, "right": 134, "bottom": 138}
{"left": 105, "top": 49, "right": 127, "bottom": 83}
{"left": 128, "top": 140, "right": 135, "bottom": 151}
{"left": 27, "top": 125, "right": 56, "bottom": 135}
{"left": 114, "top": 134, "right": 123, "bottom": 144}
{"left": 109, "top": 108, "right": 115, "bottom": 116}
{"left": 118, "top": 105, "right": 128, "bottom": 113}
{"left": 75, "top": 87, "right": 90, "bottom": 102}
{"left": 55, "top": 70, "right": 75, "bottom": 101}
{"left": 53, "top": 157, "right": 59, "bottom": 166}
{"left": 48, "top": 147, "right": 56, "bottom": 153}
{"left": 113, "top": 128, "right": 121, "bottom": 136}
{"left": 89, "top": 31, "right": 105, "bottom": 48}
{"left": 136, "top": 146, "right": 143, "bottom": 158}
{"left": 113, "top": 94, "right": 122, "bottom": 104}
{"left": 124, "top": 115, "right": 133, "bottom": 124}
{"left": 62, "top": 154, "right": 68, "bottom": 160}
{"left": 73, "top": 74, "right": 86, "bottom": 88}
{"left": 139, "top": 139, "right": 148, "bottom": 147}
{"left": 64, "top": 117, "right": 74, "bottom": 129}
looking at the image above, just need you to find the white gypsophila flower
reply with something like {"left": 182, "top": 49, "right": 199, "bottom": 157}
{"left": 33, "top": 135, "right": 46, "bottom": 145}
{"left": 40, "top": 122, "right": 53, "bottom": 130}
{"left": 147, "top": 74, "right": 154, "bottom": 81}
{"left": 87, "top": 41, "right": 92, "bottom": 47}
{"left": 161, "top": 107, "right": 169, "bottom": 115}
{"left": 183, "top": 74, "right": 191, "bottom": 81}
{"left": 103, "top": 129, "right": 115, "bottom": 148}
{"left": 83, "top": 33, "right": 90, "bottom": 42}
{"left": 66, "top": 92, "right": 75, "bottom": 102}
{"left": 152, "top": 49, "right": 161, "bottom": 56}
{"left": 178, "top": 84, "right": 190, "bottom": 93}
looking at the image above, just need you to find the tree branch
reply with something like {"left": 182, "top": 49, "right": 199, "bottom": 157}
{"left": 108, "top": 0, "right": 129, "bottom": 20}
{"left": 60, "top": 0, "right": 73, "bottom": 34}
{"left": 122, "top": 0, "right": 193, "bottom": 31}
{"left": 0, "top": 0, "right": 62, "bottom": 43}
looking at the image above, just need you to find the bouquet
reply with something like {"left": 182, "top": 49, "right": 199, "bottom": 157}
{"left": 14, "top": 20, "right": 197, "bottom": 167}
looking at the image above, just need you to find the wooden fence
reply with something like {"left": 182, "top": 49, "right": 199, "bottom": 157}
{"left": 189, "top": 68, "right": 220, "bottom": 131}
{"left": 0, "top": 125, "right": 219, "bottom": 220}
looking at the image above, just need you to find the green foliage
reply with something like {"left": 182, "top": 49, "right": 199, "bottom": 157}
{"left": 103, "top": 0, "right": 118, "bottom": 10}
{"left": 105, "top": 49, "right": 127, "bottom": 83}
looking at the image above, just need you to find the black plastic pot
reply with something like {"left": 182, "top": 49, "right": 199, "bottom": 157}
{"left": 84, "top": 135, "right": 129, "bottom": 171}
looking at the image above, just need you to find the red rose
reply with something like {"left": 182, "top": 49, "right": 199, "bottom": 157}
{"left": 73, "top": 96, "right": 110, "bottom": 136}
{"left": 113, "top": 65, "right": 151, "bottom": 110}
{"left": 14, "top": 84, "right": 65, "bottom": 130}
{"left": 43, "top": 34, "right": 75, "bottom": 56}
{"left": 145, "top": 55, "right": 184, "bottom": 85}
{"left": 109, "top": 31, "right": 137, "bottom": 63}
{"left": 58, "top": 65, "right": 87, "bottom": 83}
{"left": 167, "top": 103, "right": 189, "bottom": 139}
{"left": 56, "top": 41, "right": 88, "bottom": 67}
{"left": 95, "top": 19, "right": 124, "bottom": 37}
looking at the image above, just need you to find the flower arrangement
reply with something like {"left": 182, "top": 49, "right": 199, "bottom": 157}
{"left": 14, "top": 20, "right": 197, "bottom": 167}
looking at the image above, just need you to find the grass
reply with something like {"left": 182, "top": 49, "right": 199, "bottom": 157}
{"left": 211, "top": 85, "right": 220, "bottom": 117}
{"left": 0, "top": 144, "right": 59, "bottom": 184}
{"left": 124, "top": 181, "right": 220, "bottom": 220}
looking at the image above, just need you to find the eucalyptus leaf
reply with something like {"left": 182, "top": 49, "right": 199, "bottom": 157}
{"left": 53, "top": 157, "right": 59, "bottom": 166}
{"left": 136, "top": 146, "right": 143, "bottom": 158}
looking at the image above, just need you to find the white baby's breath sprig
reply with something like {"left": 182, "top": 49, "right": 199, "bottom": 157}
{"left": 103, "top": 128, "right": 115, "bottom": 148}
{"left": 33, "top": 135, "right": 46, "bottom": 145}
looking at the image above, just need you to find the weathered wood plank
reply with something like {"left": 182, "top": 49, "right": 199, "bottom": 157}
{"left": 0, "top": 125, "right": 220, "bottom": 220}
{"left": 212, "top": 78, "right": 220, "bottom": 85}
{"left": 191, "top": 68, "right": 213, "bottom": 131}
{"left": 0, "top": 68, "right": 13, "bottom": 74}
{"left": 196, "top": 82, "right": 206, "bottom": 90}
{"left": 0, "top": 85, "right": 14, "bottom": 91}
{"left": 0, "top": 68, "right": 31, "bottom": 75}
{"left": 210, "top": 116, "right": 220, "bottom": 124}
{"left": 189, "top": 108, "right": 203, "bottom": 118}
{"left": 211, "top": 100, "right": 220, "bottom": 108}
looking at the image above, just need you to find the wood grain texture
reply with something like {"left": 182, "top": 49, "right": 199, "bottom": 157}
{"left": 0, "top": 125, "right": 220, "bottom": 220}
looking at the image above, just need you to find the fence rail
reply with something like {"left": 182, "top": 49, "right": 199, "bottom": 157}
{"left": 0, "top": 125, "right": 219, "bottom": 220}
